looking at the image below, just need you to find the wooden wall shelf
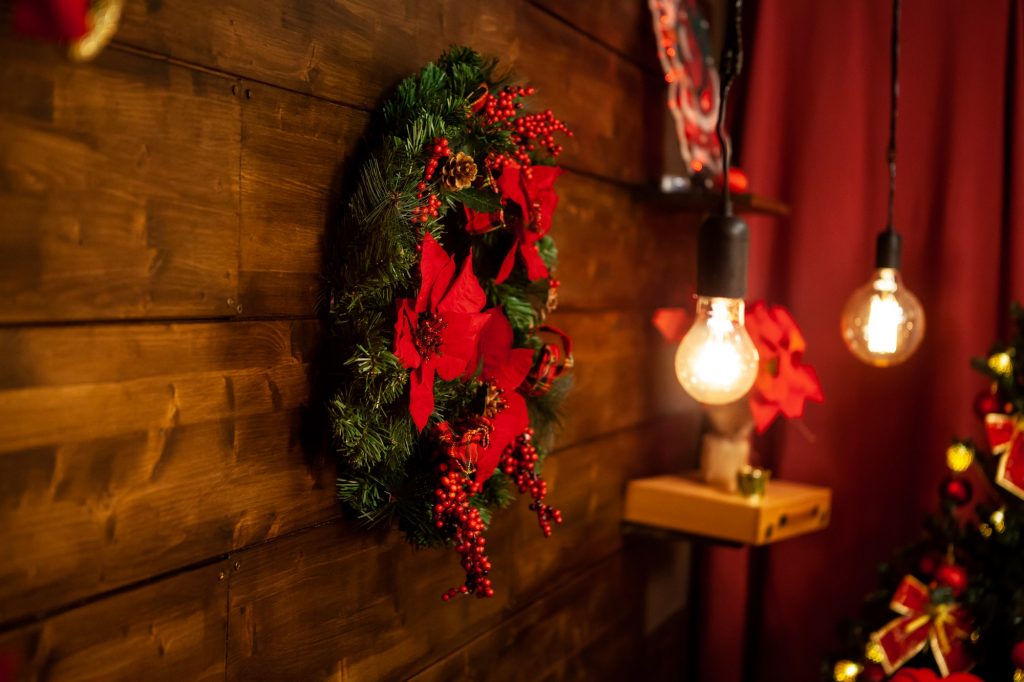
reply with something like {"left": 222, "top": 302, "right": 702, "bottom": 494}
{"left": 641, "top": 189, "right": 790, "bottom": 216}
{"left": 623, "top": 473, "right": 831, "bottom": 546}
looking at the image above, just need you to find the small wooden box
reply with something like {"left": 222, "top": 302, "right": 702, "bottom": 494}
{"left": 624, "top": 473, "right": 831, "bottom": 545}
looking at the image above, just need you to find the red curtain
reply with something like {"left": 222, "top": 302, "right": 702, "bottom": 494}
{"left": 699, "top": 1, "right": 1024, "bottom": 680}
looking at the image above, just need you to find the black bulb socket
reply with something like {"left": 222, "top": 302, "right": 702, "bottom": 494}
{"left": 875, "top": 230, "right": 902, "bottom": 270}
{"left": 696, "top": 213, "right": 749, "bottom": 299}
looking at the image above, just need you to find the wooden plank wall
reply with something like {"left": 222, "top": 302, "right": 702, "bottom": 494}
{"left": 0, "top": 0, "right": 704, "bottom": 678}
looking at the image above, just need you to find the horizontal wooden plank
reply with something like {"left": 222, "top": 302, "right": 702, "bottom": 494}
{"left": 238, "top": 80, "right": 368, "bottom": 317}
{"left": 409, "top": 548, "right": 672, "bottom": 681}
{"left": 0, "top": 40, "right": 241, "bottom": 323}
{"left": 510, "top": 415, "right": 701, "bottom": 601}
{"left": 116, "top": 0, "right": 661, "bottom": 185}
{"left": 0, "top": 321, "right": 336, "bottom": 624}
{"left": 530, "top": 0, "right": 662, "bottom": 72}
{"left": 0, "top": 562, "right": 227, "bottom": 682}
{"left": 225, "top": 521, "right": 514, "bottom": 681}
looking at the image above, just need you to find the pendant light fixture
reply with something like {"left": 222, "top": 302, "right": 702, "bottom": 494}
{"left": 841, "top": 0, "right": 925, "bottom": 366}
{"left": 675, "top": 0, "right": 759, "bottom": 405}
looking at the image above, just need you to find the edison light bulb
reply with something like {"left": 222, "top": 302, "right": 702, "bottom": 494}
{"left": 841, "top": 268, "right": 924, "bottom": 366}
{"left": 675, "top": 297, "right": 759, "bottom": 404}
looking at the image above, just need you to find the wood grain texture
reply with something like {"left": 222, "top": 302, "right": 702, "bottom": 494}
{"left": 0, "top": 41, "right": 241, "bottom": 323}
{"left": 0, "top": 321, "right": 336, "bottom": 624}
{"left": 224, "top": 521, "right": 514, "bottom": 681}
{"left": 239, "top": 80, "right": 368, "bottom": 317}
{"left": 530, "top": 0, "right": 662, "bottom": 72}
{"left": 0, "top": 562, "right": 228, "bottom": 682}
{"left": 116, "top": 0, "right": 661, "bottom": 185}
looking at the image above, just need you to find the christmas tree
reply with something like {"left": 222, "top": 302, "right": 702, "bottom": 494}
{"left": 827, "top": 304, "right": 1024, "bottom": 682}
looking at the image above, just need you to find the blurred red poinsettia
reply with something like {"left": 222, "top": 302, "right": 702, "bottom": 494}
{"left": 393, "top": 233, "right": 490, "bottom": 431}
{"left": 652, "top": 300, "right": 823, "bottom": 432}
{"left": 744, "top": 300, "right": 824, "bottom": 433}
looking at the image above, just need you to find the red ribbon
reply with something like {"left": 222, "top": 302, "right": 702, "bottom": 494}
{"left": 871, "top": 576, "right": 974, "bottom": 677}
{"left": 984, "top": 413, "right": 1024, "bottom": 499}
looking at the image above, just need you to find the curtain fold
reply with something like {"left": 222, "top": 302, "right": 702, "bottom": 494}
{"left": 698, "top": 2, "right": 1024, "bottom": 680}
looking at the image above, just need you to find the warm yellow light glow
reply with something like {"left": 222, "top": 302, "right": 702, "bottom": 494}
{"left": 841, "top": 268, "right": 925, "bottom": 366}
{"left": 865, "top": 294, "right": 902, "bottom": 353}
{"left": 945, "top": 443, "right": 974, "bottom": 473}
{"left": 675, "top": 297, "right": 759, "bottom": 405}
{"left": 833, "top": 660, "right": 863, "bottom": 682}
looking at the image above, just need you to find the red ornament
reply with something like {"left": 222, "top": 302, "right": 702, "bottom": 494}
{"left": 940, "top": 476, "right": 973, "bottom": 506}
{"left": 727, "top": 167, "right": 749, "bottom": 193}
{"left": 917, "top": 551, "right": 942, "bottom": 578}
{"left": 934, "top": 563, "right": 969, "bottom": 597}
{"left": 974, "top": 390, "right": 1003, "bottom": 419}
{"left": 393, "top": 233, "right": 490, "bottom": 431}
{"left": 1012, "top": 640, "right": 1024, "bottom": 669}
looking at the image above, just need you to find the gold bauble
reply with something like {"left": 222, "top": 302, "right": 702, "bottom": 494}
{"left": 1014, "top": 668, "right": 1024, "bottom": 682}
{"left": 991, "top": 507, "right": 1007, "bottom": 533}
{"left": 865, "top": 642, "right": 885, "bottom": 664}
{"left": 945, "top": 443, "right": 974, "bottom": 473}
{"left": 988, "top": 351, "right": 1014, "bottom": 377}
{"left": 833, "top": 660, "right": 863, "bottom": 682}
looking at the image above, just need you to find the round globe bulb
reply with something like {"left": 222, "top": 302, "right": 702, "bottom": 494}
{"left": 841, "top": 268, "right": 924, "bottom": 367}
{"left": 675, "top": 297, "right": 759, "bottom": 405}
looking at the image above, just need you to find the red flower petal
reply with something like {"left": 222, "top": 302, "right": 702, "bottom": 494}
{"left": 480, "top": 310, "right": 535, "bottom": 390}
{"left": 520, "top": 240, "right": 550, "bottom": 281}
{"left": 526, "top": 166, "right": 562, "bottom": 236}
{"left": 438, "top": 250, "right": 486, "bottom": 315}
{"left": 653, "top": 307, "right": 691, "bottom": 344}
{"left": 464, "top": 206, "right": 501, "bottom": 235}
{"left": 495, "top": 238, "right": 518, "bottom": 284}
{"left": 475, "top": 392, "right": 529, "bottom": 481}
{"left": 434, "top": 311, "right": 491, "bottom": 381}
{"left": 409, "top": 361, "right": 437, "bottom": 432}
{"left": 496, "top": 166, "right": 528, "bottom": 212}
{"left": 417, "top": 233, "right": 456, "bottom": 313}
{"left": 393, "top": 298, "right": 421, "bottom": 369}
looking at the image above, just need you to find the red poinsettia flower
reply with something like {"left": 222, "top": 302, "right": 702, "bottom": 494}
{"left": 394, "top": 233, "right": 490, "bottom": 432}
{"left": 745, "top": 301, "right": 824, "bottom": 433}
{"left": 464, "top": 166, "right": 562, "bottom": 282}
{"left": 469, "top": 310, "right": 535, "bottom": 480}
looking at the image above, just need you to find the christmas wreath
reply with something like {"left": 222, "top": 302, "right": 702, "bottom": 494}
{"left": 326, "top": 47, "right": 573, "bottom": 600}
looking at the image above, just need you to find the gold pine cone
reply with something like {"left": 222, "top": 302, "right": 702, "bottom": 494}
{"left": 441, "top": 152, "right": 478, "bottom": 191}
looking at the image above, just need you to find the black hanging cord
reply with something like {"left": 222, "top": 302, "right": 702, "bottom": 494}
{"left": 717, "top": 0, "right": 744, "bottom": 216}
{"left": 886, "top": 0, "right": 901, "bottom": 233}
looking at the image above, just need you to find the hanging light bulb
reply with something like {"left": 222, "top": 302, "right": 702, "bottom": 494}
{"left": 676, "top": 295, "right": 759, "bottom": 403}
{"left": 841, "top": 0, "right": 925, "bottom": 366}
{"left": 674, "top": 0, "right": 759, "bottom": 405}
{"left": 841, "top": 265, "right": 924, "bottom": 366}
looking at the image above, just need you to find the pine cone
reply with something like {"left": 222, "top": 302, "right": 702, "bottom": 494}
{"left": 441, "top": 151, "right": 478, "bottom": 190}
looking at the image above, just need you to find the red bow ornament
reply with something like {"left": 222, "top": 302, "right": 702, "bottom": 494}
{"left": 870, "top": 576, "right": 974, "bottom": 677}
{"left": 984, "top": 413, "right": 1024, "bottom": 499}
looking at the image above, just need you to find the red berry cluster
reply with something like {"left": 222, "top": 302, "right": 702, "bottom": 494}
{"left": 411, "top": 186, "right": 441, "bottom": 225}
{"left": 411, "top": 137, "right": 450, "bottom": 226}
{"left": 478, "top": 86, "right": 572, "bottom": 176}
{"left": 500, "top": 429, "right": 562, "bottom": 537}
{"left": 423, "top": 137, "right": 451, "bottom": 181}
{"left": 433, "top": 458, "right": 494, "bottom": 600}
